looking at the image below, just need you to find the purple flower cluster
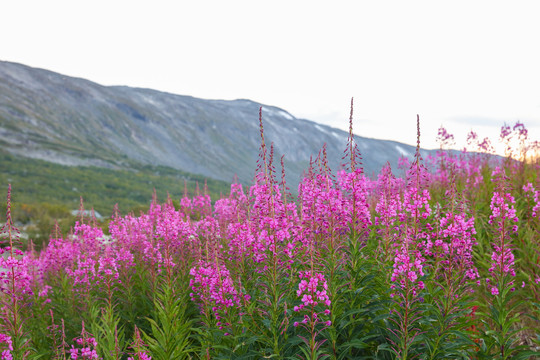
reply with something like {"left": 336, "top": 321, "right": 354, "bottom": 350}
{"left": 487, "top": 167, "right": 519, "bottom": 295}
{"left": 189, "top": 261, "right": 247, "bottom": 328}
{"left": 523, "top": 183, "right": 540, "bottom": 218}
{"left": 429, "top": 210, "right": 479, "bottom": 281}
{"left": 488, "top": 191, "right": 519, "bottom": 233}
{"left": 128, "top": 353, "right": 151, "bottom": 360}
{"left": 69, "top": 324, "right": 98, "bottom": 360}
{"left": 126, "top": 326, "right": 151, "bottom": 360}
{"left": 338, "top": 168, "right": 373, "bottom": 234}
{"left": 390, "top": 242, "right": 425, "bottom": 298}
{"left": 403, "top": 186, "right": 431, "bottom": 221}
{"left": 0, "top": 247, "right": 34, "bottom": 299}
{"left": 374, "top": 165, "right": 404, "bottom": 226}
{"left": 489, "top": 246, "right": 516, "bottom": 277}
{"left": 0, "top": 333, "right": 12, "bottom": 360}
{"left": 293, "top": 271, "right": 331, "bottom": 328}
{"left": 436, "top": 126, "right": 456, "bottom": 149}
{"left": 246, "top": 178, "right": 300, "bottom": 268}
{"left": 299, "top": 171, "right": 349, "bottom": 245}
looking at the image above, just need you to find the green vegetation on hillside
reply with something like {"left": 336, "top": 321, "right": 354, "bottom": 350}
{"left": 0, "top": 150, "right": 233, "bottom": 240}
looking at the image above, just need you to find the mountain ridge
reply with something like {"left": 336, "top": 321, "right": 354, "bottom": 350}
{"left": 0, "top": 60, "right": 433, "bottom": 187}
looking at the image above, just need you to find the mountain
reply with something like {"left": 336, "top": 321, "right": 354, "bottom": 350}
{"left": 0, "top": 61, "right": 432, "bottom": 188}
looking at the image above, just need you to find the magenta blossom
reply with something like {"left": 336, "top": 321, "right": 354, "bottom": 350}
{"left": 293, "top": 271, "right": 332, "bottom": 329}
{"left": 189, "top": 261, "right": 246, "bottom": 329}
{"left": 486, "top": 167, "right": 518, "bottom": 296}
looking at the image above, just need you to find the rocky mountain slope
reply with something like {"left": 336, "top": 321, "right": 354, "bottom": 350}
{"left": 0, "top": 61, "right": 432, "bottom": 187}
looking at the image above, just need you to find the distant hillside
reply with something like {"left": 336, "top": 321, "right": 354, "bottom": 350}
{"left": 0, "top": 149, "right": 230, "bottom": 215}
{"left": 0, "top": 60, "right": 434, "bottom": 188}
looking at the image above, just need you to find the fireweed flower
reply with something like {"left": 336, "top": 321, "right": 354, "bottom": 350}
{"left": 390, "top": 125, "right": 431, "bottom": 299}
{"left": 179, "top": 195, "right": 193, "bottom": 218}
{"left": 63, "top": 240, "right": 134, "bottom": 299}
{"left": 189, "top": 261, "right": 246, "bottom": 329}
{"left": 486, "top": 167, "right": 519, "bottom": 295}
{"left": 488, "top": 191, "right": 518, "bottom": 232}
{"left": 191, "top": 183, "right": 212, "bottom": 219}
{"left": 195, "top": 217, "right": 221, "bottom": 250}
{"left": 73, "top": 222, "right": 107, "bottom": 257}
{"left": 247, "top": 178, "right": 300, "bottom": 268}
{"left": 245, "top": 113, "right": 302, "bottom": 274}
{"left": 155, "top": 200, "right": 195, "bottom": 249}
{"left": 397, "top": 182, "right": 432, "bottom": 289}
{"left": 374, "top": 165, "right": 404, "bottom": 228}
{"left": 45, "top": 221, "right": 114, "bottom": 287}
{"left": 293, "top": 271, "right": 332, "bottom": 328}
{"left": 434, "top": 211, "right": 479, "bottom": 280}
{"left": 0, "top": 249, "right": 34, "bottom": 299}
{"left": 127, "top": 326, "right": 152, "bottom": 360}
{"left": 38, "top": 234, "right": 82, "bottom": 276}
{"left": 522, "top": 182, "right": 535, "bottom": 195}
{"left": 214, "top": 182, "right": 249, "bottom": 230}
{"left": 337, "top": 168, "right": 373, "bottom": 234}
{"left": 0, "top": 334, "right": 12, "bottom": 360}
{"left": 227, "top": 222, "right": 264, "bottom": 264}
{"left": 69, "top": 323, "right": 99, "bottom": 360}
{"left": 373, "top": 164, "right": 405, "bottom": 258}
{"left": 523, "top": 182, "right": 540, "bottom": 218}
{"left": 464, "top": 157, "right": 483, "bottom": 190}
{"left": 390, "top": 241, "right": 425, "bottom": 298}
{"left": 403, "top": 186, "right": 431, "bottom": 222}
{"left": 0, "top": 227, "right": 42, "bottom": 302}
{"left": 128, "top": 354, "right": 151, "bottom": 360}
{"left": 38, "top": 220, "right": 109, "bottom": 284}
{"left": 298, "top": 173, "right": 349, "bottom": 242}
{"left": 109, "top": 197, "right": 195, "bottom": 276}
{"left": 398, "top": 156, "right": 411, "bottom": 172}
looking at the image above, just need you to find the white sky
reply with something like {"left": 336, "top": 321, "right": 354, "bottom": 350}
{"left": 2, "top": 0, "right": 540, "bottom": 150}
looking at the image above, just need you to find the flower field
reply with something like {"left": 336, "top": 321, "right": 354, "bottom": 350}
{"left": 2, "top": 106, "right": 540, "bottom": 359}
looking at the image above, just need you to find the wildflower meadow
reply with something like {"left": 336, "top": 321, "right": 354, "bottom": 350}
{"left": 2, "top": 103, "right": 540, "bottom": 359}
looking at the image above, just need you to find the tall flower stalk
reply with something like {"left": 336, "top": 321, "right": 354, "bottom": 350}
{"left": 479, "top": 166, "right": 525, "bottom": 359}
{"left": 252, "top": 111, "right": 297, "bottom": 357}
{"left": 388, "top": 115, "right": 430, "bottom": 360}
{"left": 0, "top": 185, "right": 34, "bottom": 359}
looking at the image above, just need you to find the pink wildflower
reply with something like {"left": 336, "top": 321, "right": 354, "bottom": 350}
{"left": 293, "top": 271, "right": 332, "bottom": 331}
{"left": 189, "top": 261, "right": 244, "bottom": 328}
{"left": 486, "top": 167, "right": 518, "bottom": 296}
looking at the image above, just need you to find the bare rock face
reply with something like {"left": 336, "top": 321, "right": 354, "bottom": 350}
{"left": 0, "top": 61, "right": 431, "bottom": 187}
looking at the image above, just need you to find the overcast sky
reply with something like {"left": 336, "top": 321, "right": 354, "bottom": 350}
{"left": 2, "top": 0, "right": 540, "bottom": 150}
